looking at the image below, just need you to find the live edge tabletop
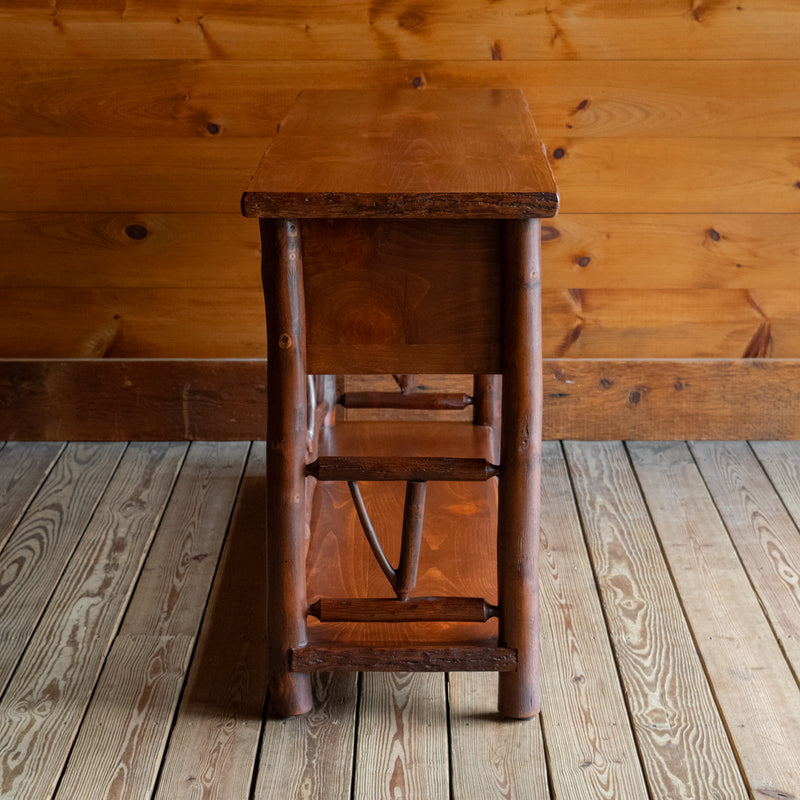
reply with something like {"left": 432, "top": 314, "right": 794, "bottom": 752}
{"left": 241, "top": 88, "right": 559, "bottom": 721}
{"left": 241, "top": 88, "right": 558, "bottom": 219}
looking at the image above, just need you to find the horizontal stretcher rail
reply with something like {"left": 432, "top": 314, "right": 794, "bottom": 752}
{"left": 306, "top": 456, "right": 499, "bottom": 482}
{"left": 308, "top": 596, "right": 498, "bottom": 622}
{"left": 338, "top": 391, "right": 474, "bottom": 410}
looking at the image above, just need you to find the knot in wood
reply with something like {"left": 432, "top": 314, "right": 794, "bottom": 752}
{"left": 278, "top": 333, "right": 293, "bottom": 349}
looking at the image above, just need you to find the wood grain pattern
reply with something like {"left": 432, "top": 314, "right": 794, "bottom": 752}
{"left": 541, "top": 213, "right": 800, "bottom": 290}
{"left": 120, "top": 440, "right": 249, "bottom": 636}
{"left": 54, "top": 634, "right": 195, "bottom": 800}
{"left": 0, "top": 212, "right": 260, "bottom": 289}
{"left": 5, "top": 358, "right": 800, "bottom": 442}
{"left": 449, "top": 672, "right": 549, "bottom": 800}
{"left": 3, "top": 60, "right": 800, "bottom": 139}
{"left": 549, "top": 137, "right": 800, "bottom": 214}
{"left": 354, "top": 672, "right": 448, "bottom": 800}
{"left": 690, "top": 441, "right": 800, "bottom": 676}
{"left": 243, "top": 90, "right": 557, "bottom": 219}
{"left": 1, "top": 1, "right": 798, "bottom": 60}
{"left": 565, "top": 441, "right": 747, "bottom": 800}
{"left": 5, "top": 211, "right": 800, "bottom": 292}
{"left": 0, "top": 442, "right": 126, "bottom": 695}
{"left": 751, "top": 441, "right": 800, "bottom": 525}
{"left": 628, "top": 441, "right": 800, "bottom": 800}
{"left": 0, "top": 441, "right": 64, "bottom": 550}
{"left": 4, "top": 136, "right": 798, "bottom": 215}
{"left": 301, "top": 218, "right": 502, "bottom": 374}
{"left": 0, "top": 442, "right": 186, "bottom": 800}
{"left": 254, "top": 672, "right": 358, "bottom": 800}
{"left": 5, "top": 286, "right": 800, "bottom": 360}
{"left": 537, "top": 442, "right": 649, "bottom": 799}
{"left": 154, "top": 443, "right": 269, "bottom": 800}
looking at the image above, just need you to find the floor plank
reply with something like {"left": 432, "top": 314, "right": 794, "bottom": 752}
{"left": 0, "top": 441, "right": 65, "bottom": 551}
{"left": 1, "top": 439, "right": 799, "bottom": 799}
{"left": 53, "top": 441, "right": 249, "bottom": 800}
{"left": 449, "top": 671, "right": 549, "bottom": 800}
{"left": 0, "top": 442, "right": 186, "bottom": 800}
{"left": 155, "top": 443, "right": 270, "bottom": 800}
{"left": 691, "top": 440, "right": 800, "bottom": 677}
{"left": 54, "top": 634, "right": 195, "bottom": 800}
{"left": 628, "top": 441, "right": 800, "bottom": 800}
{"left": 255, "top": 672, "right": 359, "bottom": 800}
{"left": 565, "top": 441, "right": 747, "bottom": 799}
{"left": 354, "top": 672, "right": 449, "bottom": 800}
{"left": 538, "top": 442, "right": 649, "bottom": 800}
{"left": 0, "top": 442, "right": 126, "bottom": 696}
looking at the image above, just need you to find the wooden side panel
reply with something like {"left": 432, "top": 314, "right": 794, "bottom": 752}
{"left": 301, "top": 219, "right": 501, "bottom": 374}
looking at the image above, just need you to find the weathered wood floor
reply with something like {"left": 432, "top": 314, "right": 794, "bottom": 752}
{"left": 1, "top": 439, "right": 799, "bottom": 799}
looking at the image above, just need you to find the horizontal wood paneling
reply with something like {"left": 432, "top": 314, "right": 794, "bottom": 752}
{"left": 3, "top": 358, "right": 800, "bottom": 441}
{"left": 0, "top": 288, "right": 796, "bottom": 360}
{"left": 3, "top": 137, "right": 798, "bottom": 214}
{"left": 0, "top": 213, "right": 260, "bottom": 289}
{"left": 1, "top": 1, "right": 798, "bottom": 60}
{"left": 3, "top": 60, "right": 799, "bottom": 139}
{"left": 1, "top": 0, "right": 798, "bottom": 434}
{"left": 4, "top": 212, "right": 800, "bottom": 291}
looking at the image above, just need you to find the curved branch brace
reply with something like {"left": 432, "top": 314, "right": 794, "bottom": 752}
{"left": 347, "top": 480, "right": 428, "bottom": 600}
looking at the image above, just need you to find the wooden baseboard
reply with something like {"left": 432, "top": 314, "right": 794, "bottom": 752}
{"left": 1, "top": 358, "right": 797, "bottom": 441}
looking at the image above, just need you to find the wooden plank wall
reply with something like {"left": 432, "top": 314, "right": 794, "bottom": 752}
{"left": 1, "top": 1, "right": 799, "bottom": 438}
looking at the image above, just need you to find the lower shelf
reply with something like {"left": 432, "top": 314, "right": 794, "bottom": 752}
{"left": 305, "top": 422, "right": 500, "bottom": 652}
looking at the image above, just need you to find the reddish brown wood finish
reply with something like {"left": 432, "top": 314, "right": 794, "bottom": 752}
{"left": 247, "top": 89, "right": 555, "bottom": 720}
{"left": 261, "top": 218, "right": 312, "bottom": 716}
{"left": 308, "top": 597, "right": 497, "bottom": 623}
{"left": 290, "top": 645, "right": 517, "bottom": 673}
{"left": 395, "top": 481, "right": 427, "bottom": 601}
{"left": 306, "top": 456, "right": 498, "bottom": 483}
{"left": 497, "top": 219, "right": 543, "bottom": 719}
{"left": 242, "top": 90, "right": 558, "bottom": 220}
{"left": 339, "top": 391, "right": 473, "bottom": 411}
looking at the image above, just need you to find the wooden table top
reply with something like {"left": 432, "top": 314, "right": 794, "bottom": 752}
{"left": 241, "top": 89, "right": 558, "bottom": 219}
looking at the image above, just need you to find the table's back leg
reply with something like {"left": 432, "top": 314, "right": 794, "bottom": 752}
{"left": 261, "top": 218, "right": 313, "bottom": 716}
{"left": 497, "top": 218, "right": 543, "bottom": 719}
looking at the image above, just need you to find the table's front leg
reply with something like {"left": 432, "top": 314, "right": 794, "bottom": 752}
{"left": 497, "top": 218, "right": 543, "bottom": 719}
{"left": 261, "top": 218, "right": 313, "bottom": 716}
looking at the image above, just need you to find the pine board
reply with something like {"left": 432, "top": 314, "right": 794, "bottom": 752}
{"left": 120, "top": 440, "right": 249, "bottom": 636}
{"left": 564, "top": 441, "right": 746, "bottom": 799}
{"left": 254, "top": 673, "right": 358, "bottom": 800}
{"left": 2, "top": 60, "right": 800, "bottom": 139}
{"left": 0, "top": 442, "right": 126, "bottom": 695}
{"left": 537, "top": 442, "right": 648, "bottom": 799}
{"left": 449, "top": 672, "right": 549, "bottom": 800}
{"left": 3, "top": 137, "right": 800, "bottom": 214}
{"left": 5, "top": 287, "right": 800, "bottom": 360}
{"left": 154, "top": 443, "right": 270, "bottom": 800}
{"left": 0, "top": 440, "right": 64, "bottom": 550}
{"left": 691, "top": 441, "right": 800, "bottom": 674}
{"left": 1, "top": 1, "right": 798, "bottom": 60}
{"left": 0, "top": 442, "right": 186, "bottom": 800}
{"left": 628, "top": 441, "right": 800, "bottom": 800}
{"left": 353, "top": 672, "right": 449, "bottom": 800}
{"left": 54, "top": 634, "right": 195, "bottom": 800}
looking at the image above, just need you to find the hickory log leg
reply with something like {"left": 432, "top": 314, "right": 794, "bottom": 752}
{"left": 497, "top": 218, "right": 542, "bottom": 719}
{"left": 261, "top": 217, "right": 313, "bottom": 716}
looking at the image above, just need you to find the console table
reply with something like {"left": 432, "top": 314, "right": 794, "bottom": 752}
{"left": 242, "top": 88, "right": 558, "bottom": 719}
